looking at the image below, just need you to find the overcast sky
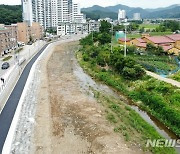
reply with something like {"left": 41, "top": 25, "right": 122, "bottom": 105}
{"left": 0, "top": 0, "right": 179, "bottom": 8}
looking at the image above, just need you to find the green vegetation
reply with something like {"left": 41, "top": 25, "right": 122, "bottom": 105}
{"left": 150, "top": 31, "right": 173, "bottom": 36}
{"left": 3, "top": 56, "right": 12, "bottom": 61}
{"left": 127, "top": 33, "right": 141, "bottom": 39}
{"left": 0, "top": 5, "right": 22, "bottom": 25}
{"left": 78, "top": 28, "right": 180, "bottom": 140}
{"left": 93, "top": 90, "right": 176, "bottom": 153}
{"left": 146, "top": 43, "right": 164, "bottom": 56}
{"left": 15, "top": 48, "right": 23, "bottom": 54}
{"left": 156, "top": 20, "right": 180, "bottom": 32}
{"left": 82, "top": 10, "right": 117, "bottom": 20}
{"left": 46, "top": 28, "right": 57, "bottom": 35}
{"left": 139, "top": 24, "right": 159, "bottom": 29}
{"left": 169, "top": 71, "right": 180, "bottom": 82}
{"left": 78, "top": 49, "right": 180, "bottom": 138}
{"left": 126, "top": 31, "right": 173, "bottom": 39}
{"left": 133, "top": 55, "right": 177, "bottom": 72}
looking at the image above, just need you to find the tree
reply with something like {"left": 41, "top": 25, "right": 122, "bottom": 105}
{"left": 127, "top": 45, "right": 137, "bottom": 53}
{"left": 156, "top": 46, "right": 164, "bottom": 55}
{"left": 127, "top": 23, "right": 139, "bottom": 32}
{"left": 80, "top": 35, "right": 93, "bottom": 46}
{"left": 113, "top": 25, "right": 125, "bottom": 34}
{"left": 139, "top": 27, "right": 145, "bottom": 33}
{"left": 0, "top": 5, "right": 22, "bottom": 25}
{"left": 98, "top": 32, "right": 111, "bottom": 45}
{"left": 99, "top": 20, "right": 111, "bottom": 34}
{"left": 122, "top": 67, "right": 136, "bottom": 79}
{"left": 146, "top": 43, "right": 156, "bottom": 53}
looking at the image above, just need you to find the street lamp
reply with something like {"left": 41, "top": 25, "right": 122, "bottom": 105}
{"left": 111, "top": 24, "right": 114, "bottom": 53}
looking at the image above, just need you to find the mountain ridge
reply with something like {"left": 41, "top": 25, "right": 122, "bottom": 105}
{"left": 82, "top": 4, "right": 180, "bottom": 19}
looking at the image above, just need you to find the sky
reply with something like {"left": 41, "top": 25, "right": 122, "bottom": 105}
{"left": 0, "top": 0, "right": 179, "bottom": 9}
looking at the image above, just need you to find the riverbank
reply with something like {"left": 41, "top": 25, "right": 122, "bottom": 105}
{"left": 76, "top": 50, "right": 179, "bottom": 153}
{"left": 30, "top": 41, "right": 143, "bottom": 154}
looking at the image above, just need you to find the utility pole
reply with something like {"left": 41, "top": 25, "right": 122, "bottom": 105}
{"left": 111, "top": 24, "right": 113, "bottom": 53}
{"left": 92, "top": 27, "right": 93, "bottom": 42}
{"left": 124, "top": 24, "right": 127, "bottom": 57}
{"left": 124, "top": 22, "right": 129, "bottom": 57}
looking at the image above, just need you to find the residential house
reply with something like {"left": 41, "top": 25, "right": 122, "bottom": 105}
{"left": 118, "top": 38, "right": 131, "bottom": 45}
{"left": 166, "top": 34, "right": 180, "bottom": 50}
{"left": 142, "top": 36, "right": 175, "bottom": 47}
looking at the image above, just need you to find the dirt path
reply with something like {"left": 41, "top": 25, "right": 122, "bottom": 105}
{"left": 31, "top": 41, "right": 142, "bottom": 154}
{"left": 146, "top": 70, "right": 180, "bottom": 88}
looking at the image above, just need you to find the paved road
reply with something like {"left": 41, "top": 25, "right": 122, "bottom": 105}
{"left": 0, "top": 40, "right": 45, "bottom": 77}
{"left": 146, "top": 70, "right": 180, "bottom": 88}
{"left": 0, "top": 43, "right": 49, "bottom": 153}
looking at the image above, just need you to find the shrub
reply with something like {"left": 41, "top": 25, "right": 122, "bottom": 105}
{"left": 83, "top": 54, "right": 89, "bottom": 61}
{"left": 97, "top": 55, "right": 106, "bottom": 67}
{"left": 122, "top": 67, "right": 136, "bottom": 79}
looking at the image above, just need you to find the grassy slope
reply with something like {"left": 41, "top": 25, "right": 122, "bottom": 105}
{"left": 169, "top": 71, "right": 180, "bottom": 82}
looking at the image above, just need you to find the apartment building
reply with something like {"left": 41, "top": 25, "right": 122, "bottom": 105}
{"left": 22, "top": 0, "right": 86, "bottom": 35}
{"left": 0, "top": 22, "right": 43, "bottom": 56}
{"left": 17, "top": 22, "right": 30, "bottom": 44}
{"left": 133, "top": 13, "right": 141, "bottom": 21}
{"left": 22, "top": 0, "right": 33, "bottom": 26}
{"left": 30, "top": 22, "right": 43, "bottom": 40}
{"left": 118, "top": 10, "right": 126, "bottom": 22}
{"left": 0, "top": 24, "right": 18, "bottom": 56}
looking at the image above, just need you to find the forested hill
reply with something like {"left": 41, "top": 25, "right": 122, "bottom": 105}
{"left": 0, "top": 5, "right": 22, "bottom": 25}
{"left": 82, "top": 4, "right": 180, "bottom": 20}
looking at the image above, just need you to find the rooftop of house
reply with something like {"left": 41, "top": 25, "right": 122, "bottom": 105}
{"left": 144, "top": 36, "right": 175, "bottom": 44}
{"left": 161, "top": 45, "right": 173, "bottom": 51}
{"left": 166, "top": 34, "right": 180, "bottom": 41}
{"left": 136, "top": 38, "right": 146, "bottom": 43}
{"left": 119, "top": 38, "right": 131, "bottom": 42}
{"left": 137, "top": 43, "right": 146, "bottom": 48}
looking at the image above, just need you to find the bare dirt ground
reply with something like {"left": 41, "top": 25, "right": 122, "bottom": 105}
{"left": 31, "top": 41, "right": 142, "bottom": 154}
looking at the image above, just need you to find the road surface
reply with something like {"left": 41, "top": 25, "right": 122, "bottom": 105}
{"left": 146, "top": 70, "right": 180, "bottom": 88}
{"left": 0, "top": 43, "right": 49, "bottom": 153}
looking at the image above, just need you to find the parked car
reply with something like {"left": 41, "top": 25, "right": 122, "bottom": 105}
{"left": 27, "top": 42, "right": 33, "bottom": 45}
{"left": 1, "top": 62, "right": 10, "bottom": 69}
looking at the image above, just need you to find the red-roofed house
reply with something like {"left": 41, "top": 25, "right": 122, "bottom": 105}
{"left": 161, "top": 45, "right": 173, "bottom": 52}
{"left": 130, "top": 38, "right": 146, "bottom": 46}
{"left": 166, "top": 34, "right": 180, "bottom": 50}
{"left": 137, "top": 43, "right": 147, "bottom": 50}
{"left": 142, "top": 36, "right": 175, "bottom": 47}
{"left": 118, "top": 38, "right": 131, "bottom": 45}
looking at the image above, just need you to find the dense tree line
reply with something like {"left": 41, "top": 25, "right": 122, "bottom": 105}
{"left": 156, "top": 20, "right": 180, "bottom": 32}
{"left": 80, "top": 21, "right": 145, "bottom": 80}
{"left": 0, "top": 5, "right": 22, "bottom": 25}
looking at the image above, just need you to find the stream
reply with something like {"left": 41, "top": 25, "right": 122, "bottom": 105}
{"left": 74, "top": 59, "right": 180, "bottom": 153}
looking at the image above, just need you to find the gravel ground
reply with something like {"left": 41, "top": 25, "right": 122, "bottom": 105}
{"left": 31, "top": 41, "right": 142, "bottom": 154}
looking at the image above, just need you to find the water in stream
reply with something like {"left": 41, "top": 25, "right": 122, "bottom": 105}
{"left": 74, "top": 60, "right": 180, "bottom": 153}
